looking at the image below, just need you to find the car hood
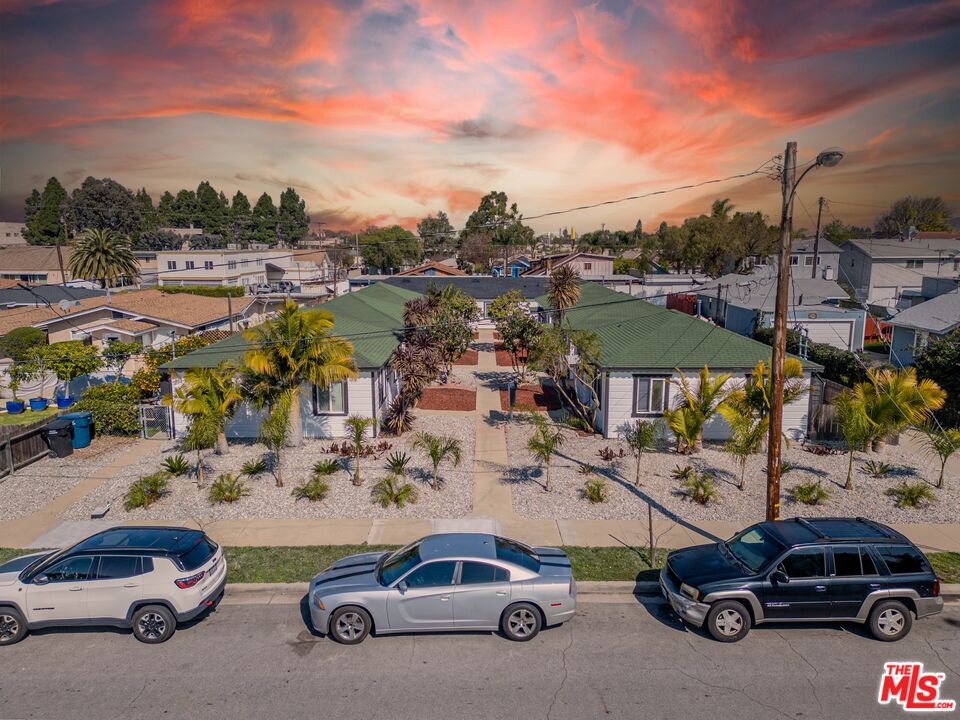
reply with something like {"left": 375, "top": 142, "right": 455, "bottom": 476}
{"left": 667, "top": 543, "right": 745, "bottom": 585}
{"left": 310, "top": 551, "right": 388, "bottom": 595}
{"left": 0, "top": 551, "right": 55, "bottom": 587}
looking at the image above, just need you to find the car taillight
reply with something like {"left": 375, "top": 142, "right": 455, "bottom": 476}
{"left": 568, "top": 577, "right": 574, "bottom": 596}
{"left": 175, "top": 570, "right": 205, "bottom": 589}
{"left": 933, "top": 579, "right": 940, "bottom": 597}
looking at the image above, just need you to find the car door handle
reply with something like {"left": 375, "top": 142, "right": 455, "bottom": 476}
{"left": 123, "top": 583, "right": 138, "bottom": 588}
{"left": 496, "top": 591, "right": 507, "bottom": 596}
{"left": 68, "top": 586, "right": 83, "bottom": 592}
{"left": 814, "top": 585, "right": 827, "bottom": 592}
{"left": 440, "top": 595, "right": 450, "bottom": 601}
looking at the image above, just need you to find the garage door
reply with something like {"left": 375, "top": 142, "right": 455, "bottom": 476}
{"left": 795, "top": 320, "right": 854, "bottom": 350}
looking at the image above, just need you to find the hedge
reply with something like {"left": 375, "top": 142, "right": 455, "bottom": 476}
{"left": 158, "top": 285, "right": 246, "bottom": 298}
{"left": 73, "top": 383, "right": 141, "bottom": 436}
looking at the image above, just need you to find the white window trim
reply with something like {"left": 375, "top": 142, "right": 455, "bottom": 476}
{"left": 313, "top": 381, "right": 348, "bottom": 415}
{"left": 633, "top": 375, "right": 670, "bottom": 416}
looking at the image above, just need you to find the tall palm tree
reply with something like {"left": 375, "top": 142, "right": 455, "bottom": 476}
{"left": 67, "top": 228, "right": 139, "bottom": 287}
{"left": 243, "top": 300, "right": 357, "bottom": 447}
{"left": 547, "top": 265, "right": 581, "bottom": 323}
{"left": 665, "top": 365, "right": 732, "bottom": 453}
{"left": 711, "top": 198, "right": 735, "bottom": 221}
{"left": 412, "top": 431, "right": 462, "bottom": 491}
{"left": 167, "top": 363, "right": 243, "bottom": 455}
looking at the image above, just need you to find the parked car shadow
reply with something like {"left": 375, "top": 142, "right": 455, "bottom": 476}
{"left": 299, "top": 594, "right": 324, "bottom": 638}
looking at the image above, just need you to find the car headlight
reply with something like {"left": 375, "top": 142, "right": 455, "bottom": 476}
{"left": 680, "top": 583, "right": 700, "bottom": 601}
{"left": 312, "top": 591, "right": 326, "bottom": 610}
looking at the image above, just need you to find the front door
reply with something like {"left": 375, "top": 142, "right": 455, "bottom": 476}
{"left": 762, "top": 547, "right": 831, "bottom": 620}
{"left": 25, "top": 556, "right": 95, "bottom": 623}
{"left": 86, "top": 556, "right": 144, "bottom": 621}
{"left": 387, "top": 561, "right": 457, "bottom": 630}
{"left": 452, "top": 561, "right": 511, "bottom": 627}
{"left": 829, "top": 546, "right": 882, "bottom": 618}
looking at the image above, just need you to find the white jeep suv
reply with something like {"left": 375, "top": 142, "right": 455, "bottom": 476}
{"left": 0, "top": 526, "right": 226, "bottom": 645}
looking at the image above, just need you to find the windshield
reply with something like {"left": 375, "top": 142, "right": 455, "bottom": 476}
{"left": 726, "top": 526, "right": 785, "bottom": 573}
{"left": 378, "top": 543, "right": 421, "bottom": 586}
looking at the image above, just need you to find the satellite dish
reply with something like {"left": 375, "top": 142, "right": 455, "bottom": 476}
{"left": 58, "top": 300, "right": 71, "bottom": 312}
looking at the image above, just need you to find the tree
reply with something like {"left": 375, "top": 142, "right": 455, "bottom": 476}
{"left": 257, "top": 390, "right": 292, "bottom": 488}
{"left": 68, "top": 228, "right": 139, "bottom": 287}
{"left": 195, "top": 181, "right": 228, "bottom": 235}
{"left": 135, "top": 189, "right": 157, "bottom": 232}
{"left": 0, "top": 327, "right": 47, "bottom": 361}
{"left": 457, "top": 231, "right": 496, "bottom": 272}
{"left": 23, "top": 177, "right": 68, "bottom": 245}
{"left": 664, "top": 366, "right": 732, "bottom": 453}
{"left": 417, "top": 211, "right": 455, "bottom": 257}
{"left": 359, "top": 225, "right": 423, "bottom": 272}
{"left": 913, "top": 329, "right": 960, "bottom": 428}
{"left": 412, "top": 431, "right": 462, "bottom": 491}
{"left": 623, "top": 419, "right": 659, "bottom": 487}
{"left": 41, "top": 341, "right": 102, "bottom": 397}
{"left": 423, "top": 284, "right": 480, "bottom": 376}
{"left": 243, "top": 300, "right": 357, "bottom": 447}
{"left": 278, "top": 187, "right": 309, "bottom": 245}
{"left": 719, "top": 408, "right": 766, "bottom": 491}
{"left": 528, "top": 326, "right": 602, "bottom": 426}
{"left": 918, "top": 423, "right": 960, "bottom": 489}
{"left": 526, "top": 414, "right": 563, "bottom": 492}
{"left": 230, "top": 190, "right": 252, "bottom": 245}
{"left": 728, "top": 211, "right": 777, "bottom": 269}
{"left": 852, "top": 367, "right": 945, "bottom": 450}
{"left": 461, "top": 191, "right": 533, "bottom": 249}
{"left": 711, "top": 198, "right": 735, "bottom": 221}
{"left": 157, "top": 191, "right": 176, "bottom": 226}
{"left": 167, "top": 364, "right": 243, "bottom": 456}
{"left": 69, "top": 176, "right": 142, "bottom": 236}
{"left": 182, "top": 412, "right": 219, "bottom": 488}
{"left": 251, "top": 192, "right": 278, "bottom": 244}
{"left": 547, "top": 266, "right": 581, "bottom": 323}
{"left": 835, "top": 389, "right": 874, "bottom": 490}
{"left": 345, "top": 415, "right": 375, "bottom": 486}
{"left": 169, "top": 189, "right": 198, "bottom": 228}
{"left": 488, "top": 290, "right": 542, "bottom": 381}
{"left": 102, "top": 339, "right": 141, "bottom": 382}
{"left": 876, "top": 196, "right": 952, "bottom": 234}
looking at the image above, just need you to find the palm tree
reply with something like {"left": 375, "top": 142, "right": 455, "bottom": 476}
{"left": 345, "top": 415, "right": 375, "bottom": 486}
{"left": 244, "top": 300, "right": 357, "bottom": 447}
{"left": 665, "top": 366, "right": 732, "bottom": 453}
{"left": 181, "top": 413, "right": 218, "bottom": 488}
{"left": 67, "top": 228, "right": 139, "bottom": 287}
{"left": 854, "top": 368, "right": 945, "bottom": 451}
{"left": 166, "top": 363, "right": 242, "bottom": 455}
{"left": 918, "top": 423, "right": 960, "bottom": 489}
{"left": 710, "top": 198, "right": 735, "bottom": 221}
{"left": 835, "top": 389, "right": 874, "bottom": 490}
{"left": 259, "top": 392, "right": 292, "bottom": 488}
{"left": 526, "top": 414, "right": 563, "bottom": 492}
{"left": 547, "top": 265, "right": 580, "bottom": 323}
{"left": 412, "top": 431, "right": 462, "bottom": 490}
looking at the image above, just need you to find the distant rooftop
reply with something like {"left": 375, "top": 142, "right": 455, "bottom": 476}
{"left": 0, "top": 285, "right": 105, "bottom": 308}
{"left": 843, "top": 237, "right": 960, "bottom": 259}
{"left": 384, "top": 275, "right": 549, "bottom": 299}
{"left": 888, "top": 291, "right": 960, "bottom": 334}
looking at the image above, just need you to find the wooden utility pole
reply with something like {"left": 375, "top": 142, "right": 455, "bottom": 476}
{"left": 811, "top": 196, "right": 825, "bottom": 279}
{"left": 766, "top": 141, "right": 797, "bottom": 522}
{"left": 227, "top": 292, "right": 235, "bottom": 333}
{"left": 57, "top": 215, "right": 69, "bottom": 286}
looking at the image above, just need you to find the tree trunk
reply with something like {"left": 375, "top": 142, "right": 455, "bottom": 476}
{"left": 938, "top": 462, "right": 945, "bottom": 489}
{"left": 694, "top": 433, "right": 703, "bottom": 453}
{"left": 738, "top": 463, "right": 745, "bottom": 491}
{"left": 432, "top": 466, "right": 439, "bottom": 491}
{"left": 215, "top": 431, "right": 228, "bottom": 456}
{"left": 196, "top": 450, "right": 204, "bottom": 488}
{"left": 845, "top": 451, "right": 854, "bottom": 490}
{"left": 634, "top": 452, "right": 642, "bottom": 487}
{"left": 543, "top": 461, "right": 551, "bottom": 492}
{"left": 353, "top": 452, "right": 362, "bottom": 487}
{"left": 275, "top": 452, "right": 283, "bottom": 488}
{"left": 287, "top": 394, "right": 303, "bottom": 447}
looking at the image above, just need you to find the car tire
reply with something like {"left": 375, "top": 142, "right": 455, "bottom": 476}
{"left": 868, "top": 600, "right": 913, "bottom": 642}
{"left": 330, "top": 606, "right": 372, "bottom": 645}
{"left": 131, "top": 605, "right": 177, "bottom": 644}
{"left": 501, "top": 603, "right": 542, "bottom": 642}
{"left": 0, "top": 608, "right": 27, "bottom": 646}
{"left": 705, "top": 600, "right": 751, "bottom": 643}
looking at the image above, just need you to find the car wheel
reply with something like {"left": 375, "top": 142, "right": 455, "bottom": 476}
{"left": 0, "top": 608, "right": 27, "bottom": 646}
{"left": 330, "top": 606, "right": 372, "bottom": 645}
{"left": 705, "top": 600, "right": 751, "bottom": 643}
{"left": 132, "top": 605, "right": 176, "bottom": 644}
{"left": 869, "top": 600, "right": 913, "bottom": 642}
{"left": 501, "top": 603, "right": 542, "bottom": 642}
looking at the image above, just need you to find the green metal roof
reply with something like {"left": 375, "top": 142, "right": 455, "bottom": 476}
{"left": 538, "top": 283, "right": 820, "bottom": 372}
{"left": 162, "top": 283, "right": 422, "bottom": 371}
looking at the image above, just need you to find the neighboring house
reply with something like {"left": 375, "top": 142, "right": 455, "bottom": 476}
{"left": 522, "top": 252, "right": 614, "bottom": 277}
{"left": 0, "top": 285, "right": 105, "bottom": 309}
{"left": 382, "top": 276, "right": 549, "bottom": 325}
{"left": 887, "top": 290, "right": 960, "bottom": 367}
{"left": 394, "top": 261, "right": 467, "bottom": 277}
{"left": 694, "top": 269, "right": 865, "bottom": 351}
{"left": 163, "top": 282, "right": 420, "bottom": 440}
{"left": 619, "top": 248, "right": 645, "bottom": 262}
{"left": 538, "top": 283, "right": 819, "bottom": 440}
{"left": 787, "top": 237, "right": 843, "bottom": 279}
{"left": 632, "top": 272, "right": 709, "bottom": 306}
{"left": 155, "top": 249, "right": 325, "bottom": 290}
{"left": 838, "top": 234, "right": 960, "bottom": 312}
{"left": 0, "top": 222, "right": 28, "bottom": 246}
{"left": 491, "top": 256, "right": 532, "bottom": 277}
{"left": 0, "top": 246, "right": 74, "bottom": 285}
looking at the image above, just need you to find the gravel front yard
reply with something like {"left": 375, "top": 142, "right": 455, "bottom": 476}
{"left": 61, "top": 415, "right": 475, "bottom": 521}
{"left": 0, "top": 436, "right": 136, "bottom": 521}
{"left": 505, "top": 419, "right": 960, "bottom": 524}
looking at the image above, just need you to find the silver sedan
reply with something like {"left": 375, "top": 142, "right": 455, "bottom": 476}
{"left": 309, "top": 533, "right": 577, "bottom": 644}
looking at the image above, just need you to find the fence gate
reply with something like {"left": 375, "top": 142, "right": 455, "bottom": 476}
{"left": 140, "top": 404, "right": 174, "bottom": 439}
{"left": 807, "top": 375, "right": 846, "bottom": 442}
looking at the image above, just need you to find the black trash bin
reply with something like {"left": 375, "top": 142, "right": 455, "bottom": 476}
{"left": 46, "top": 418, "right": 74, "bottom": 458}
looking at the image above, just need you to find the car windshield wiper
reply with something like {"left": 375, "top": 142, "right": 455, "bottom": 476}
{"left": 721, "top": 542, "right": 752, "bottom": 572}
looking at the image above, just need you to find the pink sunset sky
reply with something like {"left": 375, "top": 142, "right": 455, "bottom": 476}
{"left": 1, "top": 0, "right": 958, "bottom": 233}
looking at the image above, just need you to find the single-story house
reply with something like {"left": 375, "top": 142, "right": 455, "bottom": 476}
{"left": 522, "top": 252, "right": 614, "bottom": 277}
{"left": 394, "top": 261, "right": 467, "bottom": 277}
{"left": 163, "top": 282, "right": 420, "bottom": 440}
{"left": 539, "top": 283, "right": 820, "bottom": 440}
{"left": 887, "top": 290, "right": 960, "bottom": 366}
{"left": 0, "top": 285, "right": 105, "bottom": 309}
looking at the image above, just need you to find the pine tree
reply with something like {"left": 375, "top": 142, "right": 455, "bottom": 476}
{"left": 24, "top": 177, "right": 68, "bottom": 245}
{"left": 278, "top": 187, "right": 308, "bottom": 245}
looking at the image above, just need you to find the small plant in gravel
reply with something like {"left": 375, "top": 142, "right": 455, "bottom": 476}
{"left": 208, "top": 473, "right": 248, "bottom": 504}
{"left": 345, "top": 415, "right": 376, "bottom": 486}
{"left": 124, "top": 472, "right": 169, "bottom": 511}
{"left": 583, "top": 477, "right": 609, "bottom": 504}
{"left": 918, "top": 423, "right": 960, "bottom": 489}
{"left": 577, "top": 463, "right": 595, "bottom": 476}
{"left": 597, "top": 446, "right": 624, "bottom": 462}
{"left": 886, "top": 481, "right": 936, "bottom": 509}
{"left": 413, "top": 431, "right": 463, "bottom": 491}
{"left": 525, "top": 414, "right": 563, "bottom": 493}
{"left": 671, "top": 464, "right": 696, "bottom": 483}
{"left": 792, "top": 480, "right": 830, "bottom": 506}
{"left": 386, "top": 451, "right": 412, "bottom": 475}
{"left": 312, "top": 458, "right": 341, "bottom": 477}
{"left": 160, "top": 454, "right": 190, "bottom": 476}
{"left": 779, "top": 461, "right": 794, "bottom": 476}
{"left": 371, "top": 473, "right": 418, "bottom": 508}
{"left": 863, "top": 460, "right": 894, "bottom": 478}
{"left": 382, "top": 396, "right": 416, "bottom": 436}
{"left": 292, "top": 476, "right": 330, "bottom": 502}
{"left": 681, "top": 472, "right": 719, "bottom": 505}
{"left": 241, "top": 457, "right": 269, "bottom": 477}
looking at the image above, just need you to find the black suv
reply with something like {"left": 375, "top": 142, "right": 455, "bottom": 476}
{"left": 660, "top": 517, "right": 943, "bottom": 642}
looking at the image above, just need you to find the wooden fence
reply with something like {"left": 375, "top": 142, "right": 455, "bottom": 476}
{"left": 806, "top": 375, "right": 846, "bottom": 442}
{"left": 0, "top": 414, "right": 58, "bottom": 482}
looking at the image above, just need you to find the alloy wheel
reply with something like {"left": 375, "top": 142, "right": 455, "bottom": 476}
{"left": 877, "top": 608, "right": 905, "bottom": 636}
{"left": 714, "top": 609, "right": 744, "bottom": 637}
{"left": 508, "top": 608, "right": 536, "bottom": 637}
{"left": 336, "top": 612, "right": 365, "bottom": 641}
{"left": 138, "top": 612, "right": 167, "bottom": 640}
{"left": 0, "top": 613, "right": 19, "bottom": 642}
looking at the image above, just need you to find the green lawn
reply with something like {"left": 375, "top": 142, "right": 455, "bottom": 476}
{"left": 2, "top": 546, "right": 957, "bottom": 584}
{"left": 0, "top": 406, "right": 59, "bottom": 426}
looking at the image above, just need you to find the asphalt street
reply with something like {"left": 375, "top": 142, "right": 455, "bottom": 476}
{"left": 1, "top": 596, "right": 958, "bottom": 720}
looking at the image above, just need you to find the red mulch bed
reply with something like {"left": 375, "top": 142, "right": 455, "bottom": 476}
{"left": 418, "top": 385, "right": 477, "bottom": 411}
{"left": 494, "top": 343, "right": 527, "bottom": 367}
{"left": 454, "top": 348, "right": 479, "bottom": 366}
{"left": 499, "top": 383, "right": 561, "bottom": 412}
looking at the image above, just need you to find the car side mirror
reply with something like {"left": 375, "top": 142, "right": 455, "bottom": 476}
{"left": 770, "top": 570, "right": 789, "bottom": 585}
{"left": 33, "top": 574, "right": 50, "bottom": 585}
{"left": 397, "top": 580, "right": 408, "bottom": 594}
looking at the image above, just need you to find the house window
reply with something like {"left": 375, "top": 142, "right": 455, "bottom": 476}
{"left": 633, "top": 376, "right": 670, "bottom": 415}
{"left": 905, "top": 259, "right": 924, "bottom": 269}
{"left": 790, "top": 256, "right": 799, "bottom": 265}
{"left": 584, "top": 262, "right": 592, "bottom": 271}
{"left": 913, "top": 331, "right": 930, "bottom": 352}
{"left": 227, "top": 260, "right": 237, "bottom": 270}
{"left": 313, "top": 381, "right": 347, "bottom": 415}
{"left": 378, "top": 369, "right": 387, "bottom": 405}
{"left": 804, "top": 256, "right": 814, "bottom": 266}
{"left": 167, "top": 261, "right": 177, "bottom": 270}
{"left": 185, "top": 261, "right": 195, "bottom": 270}
{"left": 204, "top": 261, "right": 214, "bottom": 270}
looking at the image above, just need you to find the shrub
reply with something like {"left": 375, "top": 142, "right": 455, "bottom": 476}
{"left": 385, "top": 451, "right": 411, "bottom": 475}
{"left": 0, "top": 326, "right": 47, "bottom": 362}
{"left": 681, "top": 472, "right": 719, "bottom": 505}
{"left": 371, "top": 473, "right": 418, "bottom": 508}
{"left": 158, "top": 285, "right": 246, "bottom": 298}
{"left": 73, "top": 382, "right": 141, "bottom": 435}
{"left": 561, "top": 414, "right": 593, "bottom": 433}
{"left": 886, "top": 481, "right": 936, "bottom": 508}
{"left": 292, "top": 476, "right": 330, "bottom": 502}
{"left": 792, "top": 480, "right": 830, "bottom": 505}
{"left": 583, "top": 477, "right": 608, "bottom": 503}
{"left": 671, "top": 464, "right": 696, "bottom": 483}
{"left": 208, "top": 473, "right": 248, "bottom": 504}
{"left": 381, "top": 396, "right": 416, "bottom": 436}
{"left": 779, "top": 461, "right": 794, "bottom": 475}
{"left": 864, "top": 340, "right": 887, "bottom": 353}
{"left": 863, "top": 460, "right": 894, "bottom": 478}
{"left": 130, "top": 368, "right": 161, "bottom": 399}
{"left": 160, "top": 454, "right": 190, "bottom": 476}
{"left": 241, "top": 457, "right": 269, "bottom": 477}
{"left": 312, "top": 458, "right": 341, "bottom": 477}
{"left": 597, "top": 446, "right": 624, "bottom": 462}
{"left": 124, "top": 472, "right": 168, "bottom": 511}
{"left": 577, "top": 463, "right": 595, "bottom": 476}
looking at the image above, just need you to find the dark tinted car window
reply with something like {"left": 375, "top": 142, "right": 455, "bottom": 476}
{"left": 861, "top": 550, "right": 878, "bottom": 576}
{"left": 42, "top": 556, "right": 94, "bottom": 582}
{"left": 380, "top": 544, "right": 421, "bottom": 586}
{"left": 494, "top": 537, "right": 539, "bottom": 572}
{"left": 833, "top": 548, "right": 862, "bottom": 577}
{"left": 877, "top": 546, "right": 929, "bottom": 575}
{"left": 779, "top": 548, "right": 825, "bottom": 578}
{"left": 405, "top": 561, "right": 456, "bottom": 588}
{"left": 179, "top": 538, "right": 217, "bottom": 571}
{"left": 460, "top": 562, "right": 509, "bottom": 585}
{"left": 96, "top": 556, "right": 140, "bottom": 580}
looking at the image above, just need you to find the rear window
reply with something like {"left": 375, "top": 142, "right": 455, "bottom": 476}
{"left": 460, "top": 561, "right": 510, "bottom": 585}
{"left": 96, "top": 556, "right": 141, "bottom": 580}
{"left": 179, "top": 537, "right": 217, "bottom": 571}
{"left": 494, "top": 537, "right": 540, "bottom": 572}
{"left": 876, "top": 545, "right": 929, "bottom": 575}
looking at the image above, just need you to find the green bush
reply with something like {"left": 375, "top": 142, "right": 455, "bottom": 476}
{"left": 312, "top": 458, "right": 341, "bottom": 476}
{"left": 73, "top": 382, "right": 141, "bottom": 436}
{"left": 241, "top": 457, "right": 269, "bottom": 476}
{"left": 779, "top": 461, "right": 794, "bottom": 475}
{"left": 886, "top": 481, "right": 936, "bottom": 508}
{"left": 577, "top": 463, "right": 595, "bottom": 476}
{"left": 583, "top": 477, "right": 608, "bottom": 503}
{"left": 792, "top": 480, "right": 830, "bottom": 505}
{"left": 385, "top": 451, "right": 411, "bottom": 475}
{"left": 161, "top": 454, "right": 190, "bottom": 476}
{"left": 371, "top": 473, "right": 417, "bottom": 508}
{"left": 863, "top": 340, "right": 887, "bottom": 353}
{"left": 0, "top": 327, "right": 47, "bottom": 362}
{"left": 209, "top": 473, "right": 248, "bottom": 504}
{"left": 863, "top": 460, "right": 894, "bottom": 478}
{"left": 671, "top": 464, "right": 696, "bottom": 482}
{"left": 681, "top": 472, "right": 719, "bottom": 505}
{"left": 292, "top": 476, "right": 330, "bottom": 502}
{"left": 561, "top": 414, "right": 594, "bottom": 433}
{"left": 124, "top": 472, "right": 169, "bottom": 511}
{"left": 158, "top": 285, "right": 246, "bottom": 298}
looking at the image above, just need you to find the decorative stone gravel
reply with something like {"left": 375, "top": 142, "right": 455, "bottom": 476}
{"left": 61, "top": 415, "right": 474, "bottom": 521}
{"left": 0, "top": 436, "right": 136, "bottom": 521}
{"left": 505, "top": 419, "right": 960, "bottom": 524}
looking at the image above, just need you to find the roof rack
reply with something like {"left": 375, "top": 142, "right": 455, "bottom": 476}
{"left": 855, "top": 517, "right": 896, "bottom": 539}
{"left": 794, "top": 517, "right": 826, "bottom": 538}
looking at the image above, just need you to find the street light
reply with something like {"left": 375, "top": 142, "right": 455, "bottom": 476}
{"left": 765, "top": 143, "right": 843, "bottom": 522}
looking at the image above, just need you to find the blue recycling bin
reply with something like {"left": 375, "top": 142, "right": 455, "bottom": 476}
{"left": 61, "top": 411, "right": 94, "bottom": 449}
